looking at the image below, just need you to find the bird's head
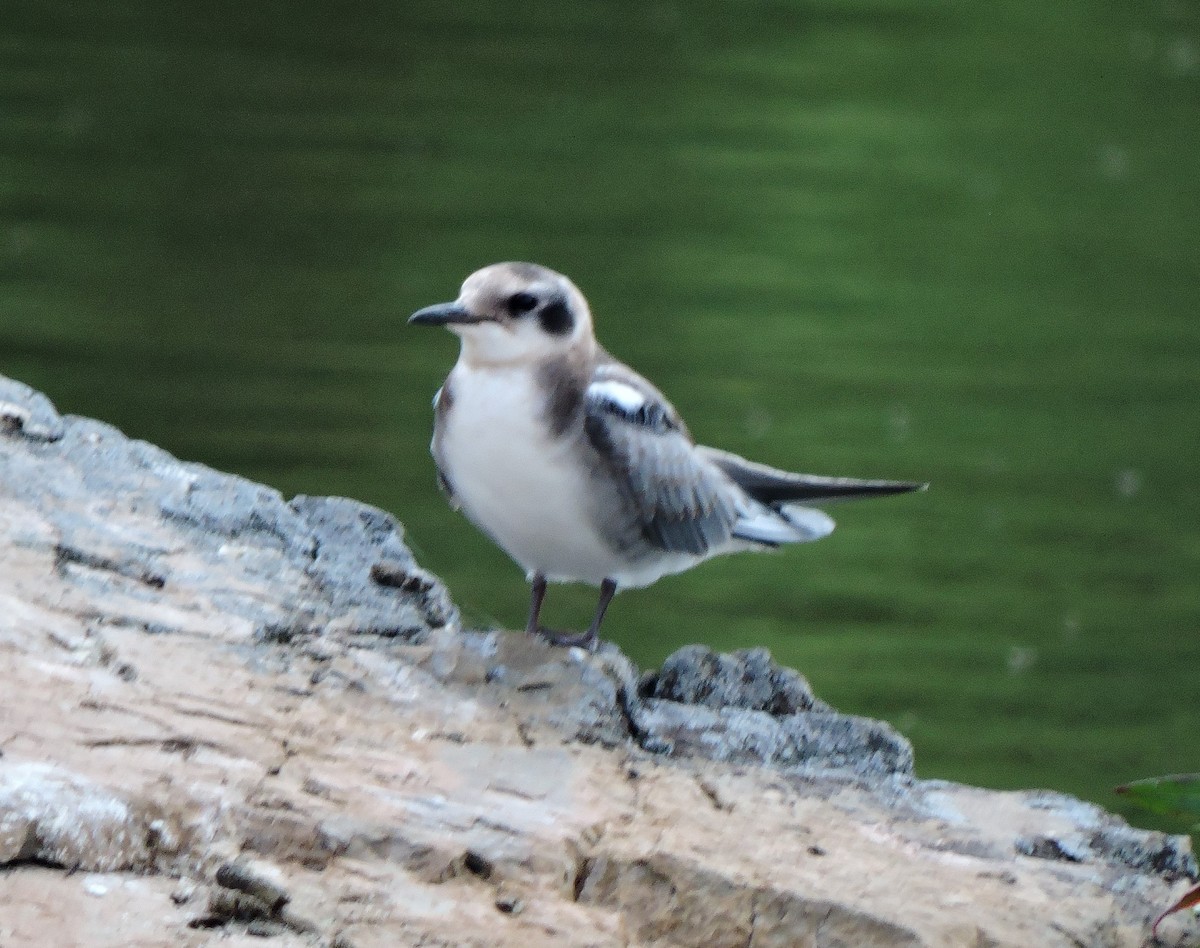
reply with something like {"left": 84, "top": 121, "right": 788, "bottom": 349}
{"left": 409, "top": 262, "right": 594, "bottom": 366}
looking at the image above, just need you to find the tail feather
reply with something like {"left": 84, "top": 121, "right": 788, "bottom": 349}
{"left": 732, "top": 504, "right": 836, "bottom": 546}
{"left": 699, "top": 446, "right": 927, "bottom": 505}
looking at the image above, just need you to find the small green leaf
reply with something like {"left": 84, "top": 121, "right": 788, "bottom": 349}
{"left": 1115, "top": 774, "right": 1200, "bottom": 822}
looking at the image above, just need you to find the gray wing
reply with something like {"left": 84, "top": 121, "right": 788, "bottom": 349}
{"left": 583, "top": 377, "right": 740, "bottom": 556}
{"left": 430, "top": 384, "right": 461, "bottom": 511}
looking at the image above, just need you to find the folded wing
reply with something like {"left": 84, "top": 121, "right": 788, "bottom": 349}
{"left": 583, "top": 377, "right": 740, "bottom": 555}
{"left": 583, "top": 373, "right": 925, "bottom": 557}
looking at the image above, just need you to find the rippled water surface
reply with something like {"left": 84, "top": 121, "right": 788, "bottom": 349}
{"left": 3, "top": 0, "right": 1198, "bottom": 817}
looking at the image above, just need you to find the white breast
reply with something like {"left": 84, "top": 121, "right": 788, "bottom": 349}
{"left": 438, "top": 364, "right": 619, "bottom": 586}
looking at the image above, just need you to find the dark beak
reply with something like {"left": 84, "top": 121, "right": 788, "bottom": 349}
{"left": 408, "top": 302, "right": 489, "bottom": 326}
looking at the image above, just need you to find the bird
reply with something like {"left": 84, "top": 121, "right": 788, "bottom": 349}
{"left": 409, "top": 262, "right": 924, "bottom": 651}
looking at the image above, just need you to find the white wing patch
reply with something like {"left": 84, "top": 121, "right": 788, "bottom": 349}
{"left": 779, "top": 504, "right": 836, "bottom": 540}
{"left": 587, "top": 379, "right": 646, "bottom": 415}
{"left": 734, "top": 504, "right": 835, "bottom": 545}
{"left": 432, "top": 386, "right": 442, "bottom": 409}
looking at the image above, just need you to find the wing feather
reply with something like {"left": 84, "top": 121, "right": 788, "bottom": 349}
{"left": 697, "top": 446, "right": 925, "bottom": 503}
{"left": 430, "top": 383, "right": 461, "bottom": 510}
{"left": 583, "top": 377, "right": 738, "bottom": 556}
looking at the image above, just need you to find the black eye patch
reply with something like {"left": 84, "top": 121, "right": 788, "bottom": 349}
{"left": 537, "top": 298, "right": 573, "bottom": 335}
{"left": 506, "top": 292, "right": 539, "bottom": 316}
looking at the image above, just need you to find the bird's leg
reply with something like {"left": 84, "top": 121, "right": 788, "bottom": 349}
{"left": 525, "top": 572, "right": 548, "bottom": 636}
{"left": 539, "top": 578, "right": 616, "bottom": 653}
{"left": 583, "top": 578, "right": 618, "bottom": 651}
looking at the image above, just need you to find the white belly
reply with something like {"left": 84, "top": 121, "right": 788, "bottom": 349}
{"left": 438, "top": 365, "right": 620, "bottom": 585}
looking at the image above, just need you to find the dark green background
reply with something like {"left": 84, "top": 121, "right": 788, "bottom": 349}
{"left": 3, "top": 0, "right": 1198, "bottom": 822}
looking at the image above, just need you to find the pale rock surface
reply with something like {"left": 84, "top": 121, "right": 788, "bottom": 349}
{"left": 0, "top": 373, "right": 1195, "bottom": 947}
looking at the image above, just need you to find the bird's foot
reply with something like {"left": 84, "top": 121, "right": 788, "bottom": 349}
{"left": 528, "top": 626, "right": 599, "bottom": 653}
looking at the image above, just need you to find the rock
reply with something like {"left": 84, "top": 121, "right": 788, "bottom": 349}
{"left": 639, "top": 643, "right": 831, "bottom": 714}
{"left": 0, "top": 762, "right": 186, "bottom": 871}
{"left": 0, "top": 371, "right": 1195, "bottom": 947}
{"left": 575, "top": 852, "right": 928, "bottom": 948}
{"left": 0, "top": 374, "right": 457, "bottom": 652}
{"left": 632, "top": 644, "right": 913, "bottom": 779}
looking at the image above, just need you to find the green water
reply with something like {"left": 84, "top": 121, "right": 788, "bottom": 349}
{"left": 3, "top": 0, "right": 1198, "bottom": 822}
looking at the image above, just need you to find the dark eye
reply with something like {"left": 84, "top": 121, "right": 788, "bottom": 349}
{"left": 506, "top": 292, "right": 539, "bottom": 317}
